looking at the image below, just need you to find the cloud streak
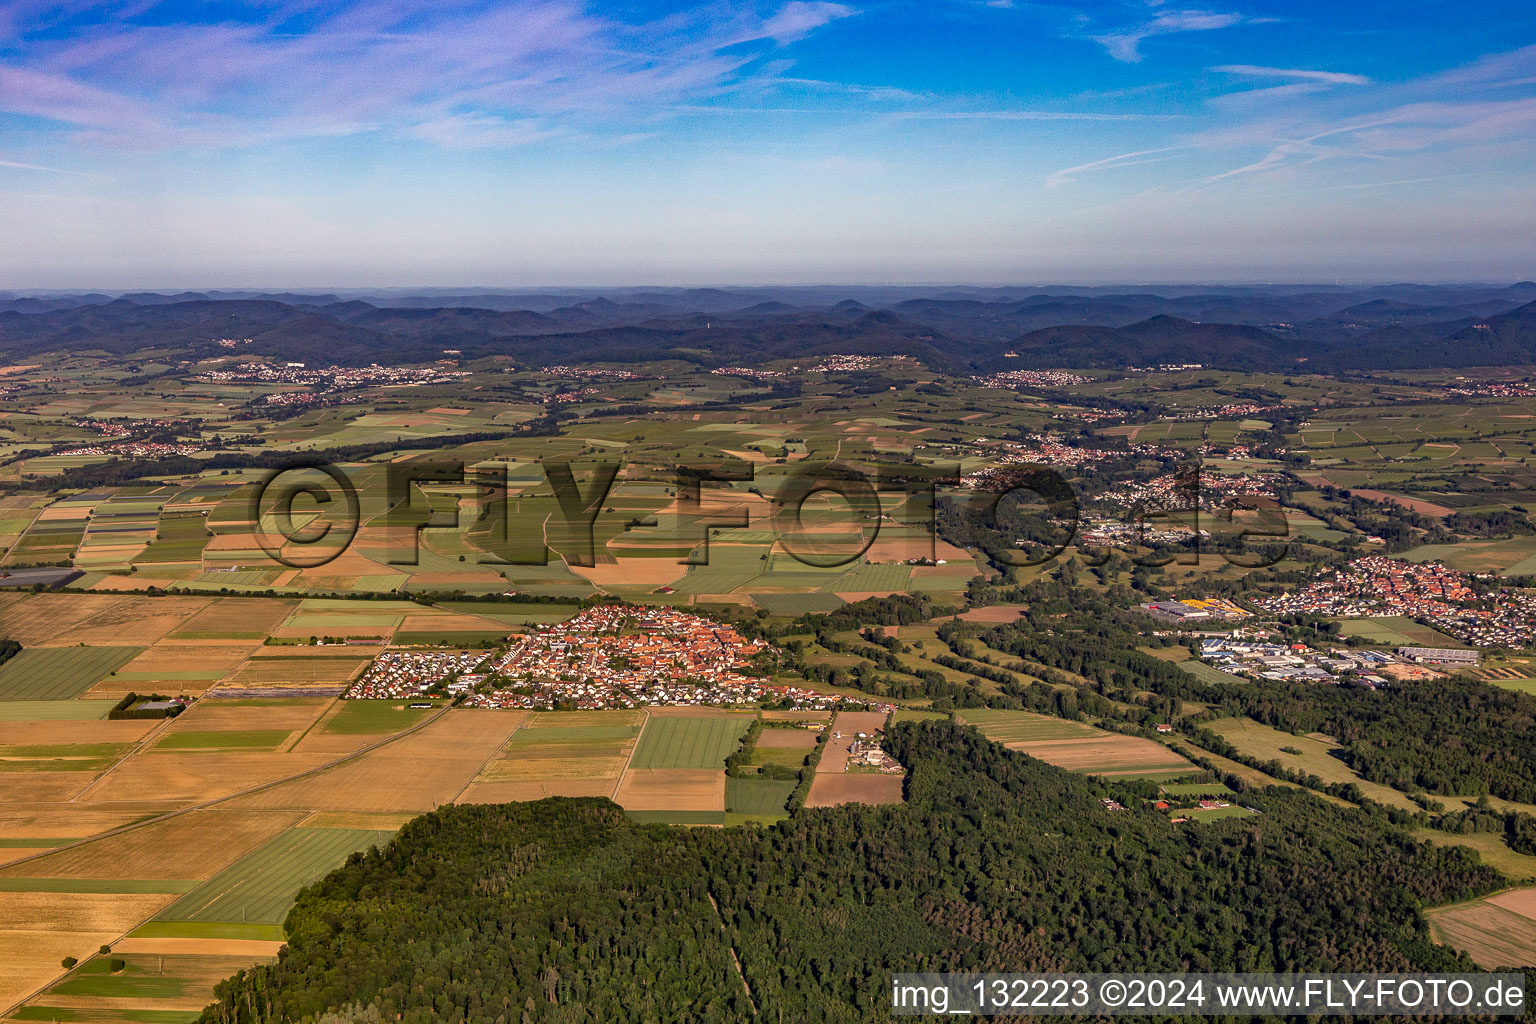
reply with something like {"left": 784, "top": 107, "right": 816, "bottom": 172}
{"left": 1092, "top": 8, "right": 1246, "bottom": 63}
{"left": 1211, "top": 64, "right": 1370, "bottom": 86}
{"left": 0, "top": 1, "right": 859, "bottom": 150}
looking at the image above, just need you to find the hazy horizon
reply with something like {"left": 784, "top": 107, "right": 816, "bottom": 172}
{"left": 4, "top": 279, "right": 1535, "bottom": 297}
{"left": 4, "top": 1, "right": 1536, "bottom": 285}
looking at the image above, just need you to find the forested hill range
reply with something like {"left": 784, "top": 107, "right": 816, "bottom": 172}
{"left": 4, "top": 282, "right": 1536, "bottom": 372}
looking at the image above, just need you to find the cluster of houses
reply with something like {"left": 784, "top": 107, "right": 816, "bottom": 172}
{"left": 464, "top": 606, "right": 774, "bottom": 710}
{"left": 1160, "top": 401, "right": 1284, "bottom": 421}
{"left": 56, "top": 440, "right": 202, "bottom": 458}
{"left": 808, "top": 354, "right": 914, "bottom": 372}
{"left": 961, "top": 435, "right": 1118, "bottom": 486}
{"left": 340, "top": 607, "right": 900, "bottom": 713}
{"left": 713, "top": 367, "right": 785, "bottom": 381}
{"left": 344, "top": 650, "right": 488, "bottom": 699}
{"left": 539, "top": 366, "right": 641, "bottom": 380}
{"left": 199, "top": 361, "right": 468, "bottom": 389}
{"left": 549, "top": 387, "right": 600, "bottom": 404}
{"left": 1445, "top": 380, "right": 1535, "bottom": 397}
{"left": 1254, "top": 556, "right": 1536, "bottom": 648}
{"left": 972, "top": 369, "right": 1091, "bottom": 389}
{"left": 1102, "top": 468, "right": 1283, "bottom": 513}
{"left": 1079, "top": 518, "right": 1208, "bottom": 549}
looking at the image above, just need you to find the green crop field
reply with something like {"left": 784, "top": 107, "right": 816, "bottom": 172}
{"left": 625, "top": 809, "right": 727, "bottom": 825}
{"left": 891, "top": 709, "right": 949, "bottom": 724}
{"left": 748, "top": 746, "right": 810, "bottom": 769}
{"left": 629, "top": 713, "right": 755, "bottom": 770}
{"left": 129, "top": 921, "right": 287, "bottom": 941}
{"left": 155, "top": 827, "right": 395, "bottom": 925}
{"left": 1204, "top": 717, "right": 1419, "bottom": 811}
{"left": 955, "top": 709, "right": 1100, "bottom": 743}
{"left": 749, "top": 592, "right": 845, "bottom": 615}
{"left": 0, "top": 646, "right": 142, "bottom": 701}
{"left": 1179, "top": 660, "right": 1248, "bottom": 685}
{"left": 0, "top": 700, "right": 116, "bottom": 721}
{"left": 1186, "top": 805, "right": 1255, "bottom": 822}
{"left": 134, "top": 513, "right": 212, "bottom": 563}
{"left": 323, "top": 700, "right": 441, "bottom": 734}
{"left": 725, "top": 777, "right": 797, "bottom": 815}
{"left": 40, "top": 958, "right": 191, "bottom": 1002}
{"left": 1335, "top": 616, "right": 1468, "bottom": 648}
{"left": 493, "top": 712, "right": 644, "bottom": 769}
{"left": 155, "top": 729, "right": 293, "bottom": 750}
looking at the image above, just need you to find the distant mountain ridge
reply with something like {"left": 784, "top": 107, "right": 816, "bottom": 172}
{"left": 1, "top": 284, "right": 1534, "bottom": 371}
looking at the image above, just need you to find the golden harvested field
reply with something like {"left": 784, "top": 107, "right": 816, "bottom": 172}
{"left": 804, "top": 774, "right": 904, "bottom": 807}
{"left": 112, "top": 937, "right": 286, "bottom": 956}
{"left": 1490, "top": 888, "right": 1536, "bottom": 918}
{"left": 0, "top": 809, "right": 302, "bottom": 880}
{"left": 222, "top": 655, "right": 371, "bottom": 689}
{"left": 1427, "top": 890, "right": 1536, "bottom": 968}
{"left": 26, "top": 951, "right": 279, "bottom": 1015}
{"left": 1003, "top": 736, "right": 1193, "bottom": 777}
{"left": 470, "top": 710, "right": 642, "bottom": 785}
{"left": 158, "top": 698, "right": 329, "bottom": 735}
{"left": 755, "top": 729, "right": 819, "bottom": 750}
{"left": 614, "top": 769, "right": 724, "bottom": 811}
{"left": 0, "top": 594, "right": 213, "bottom": 646}
{"left": 832, "top": 711, "right": 889, "bottom": 734}
{"left": 96, "top": 642, "right": 260, "bottom": 690}
{"left": 230, "top": 709, "right": 523, "bottom": 814}
{"left": 570, "top": 558, "right": 689, "bottom": 587}
{"left": 760, "top": 710, "right": 830, "bottom": 722}
{"left": 170, "top": 599, "right": 298, "bottom": 636}
{"left": 287, "top": 553, "right": 403, "bottom": 584}
{"left": 396, "top": 612, "right": 505, "bottom": 633}
{"left": 0, "top": 719, "right": 155, "bottom": 746}
{"left": 90, "top": 572, "right": 179, "bottom": 591}
{"left": 0, "top": 772, "right": 98, "bottom": 803}
{"left": 0, "top": 805, "right": 165, "bottom": 840}
{"left": 84, "top": 750, "right": 335, "bottom": 804}
{"left": 0, "top": 892, "right": 179, "bottom": 1011}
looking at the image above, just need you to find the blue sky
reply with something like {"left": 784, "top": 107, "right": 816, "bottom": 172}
{"left": 2, "top": 0, "right": 1535, "bottom": 287}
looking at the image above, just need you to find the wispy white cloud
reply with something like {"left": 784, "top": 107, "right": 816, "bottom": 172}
{"left": 1211, "top": 64, "right": 1370, "bottom": 86}
{"left": 1047, "top": 144, "right": 1190, "bottom": 187}
{"left": 1049, "top": 42, "right": 1536, "bottom": 193}
{"left": 0, "top": 155, "right": 91, "bottom": 174}
{"left": 1093, "top": 8, "right": 1246, "bottom": 63}
{"left": 754, "top": 2, "right": 855, "bottom": 43}
{"left": 0, "top": 1, "right": 861, "bottom": 150}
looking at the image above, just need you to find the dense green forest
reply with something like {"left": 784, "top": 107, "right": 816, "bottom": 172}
{"left": 201, "top": 722, "right": 1497, "bottom": 1024}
